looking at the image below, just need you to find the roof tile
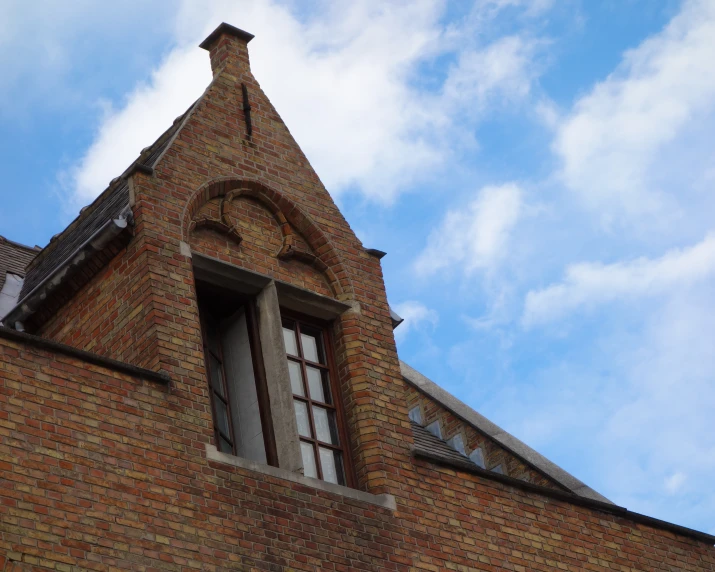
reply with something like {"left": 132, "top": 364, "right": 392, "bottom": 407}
{"left": 0, "top": 236, "right": 39, "bottom": 292}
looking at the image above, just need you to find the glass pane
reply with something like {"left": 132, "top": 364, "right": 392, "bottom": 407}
{"left": 319, "top": 447, "right": 345, "bottom": 485}
{"left": 219, "top": 436, "right": 233, "bottom": 454}
{"left": 313, "top": 406, "right": 339, "bottom": 445}
{"left": 288, "top": 360, "right": 304, "bottom": 396}
{"left": 301, "top": 441, "right": 317, "bottom": 479}
{"left": 306, "top": 366, "right": 327, "bottom": 403}
{"left": 293, "top": 400, "right": 312, "bottom": 438}
{"left": 301, "top": 332, "right": 320, "bottom": 363}
{"left": 209, "top": 355, "right": 225, "bottom": 398}
{"left": 215, "top": 400, "right": 231, "bottom": 438}
{"left": 283, "top": 326, "right": 298, "bottom": 356}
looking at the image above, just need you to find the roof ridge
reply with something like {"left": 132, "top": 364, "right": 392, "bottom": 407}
{"left": 23, "top": 180, "right": 128, "bottom": 275}
{"left": 23, "top": 98, "right": 201, "bottom": 277}
{"left": 0, "top": 235, "right": 41, "bottom": 253}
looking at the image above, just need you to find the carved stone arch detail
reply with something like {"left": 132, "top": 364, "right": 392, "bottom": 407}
{"left": 182, "top": 177, "right": 354, "bottom": 299}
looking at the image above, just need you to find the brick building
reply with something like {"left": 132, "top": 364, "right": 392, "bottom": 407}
{"left": 0, "top": 23, "right": 713, "bottom": 571}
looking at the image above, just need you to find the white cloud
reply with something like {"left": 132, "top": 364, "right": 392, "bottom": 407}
{"left": 61, "top": 0, "right": 546, "bottom": 209}
{"left": 414, "top": 183, "right": 523, "bottom": 276}
{"left": 392, "top": 300, "right": 439, "bottom": 343}
{"left": 664, "top": 472, "right": 687, "bottom": 495}
{"left": 442, "top": 35, "right": 539, "bottom": 116}
{"left": 482, "top": 285, "right": 715, "bottom": 528}
{"left": 68, "top": 46, "right": 210, "bottom": 205}
{"left": 0, "top": 0, "right": 171, "bottom": 114}
{"left": 523, "top": 233, "right": 715, "bottom": 327}
{"left": 553, "top": 0, "right": 715, "bottom": 227}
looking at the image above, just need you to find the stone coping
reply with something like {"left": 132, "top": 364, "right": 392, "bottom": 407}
{"left": 0, "top": 326, "right": 170, "bottom": 384}
{"left": 205, "top": 444, "right": 396, "bottom": 511}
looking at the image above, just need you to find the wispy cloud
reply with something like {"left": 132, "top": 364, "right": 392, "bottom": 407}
{"left": 664, "top": 472, "right": 687, "bottom": 495}
{"left": 414, "top": 183, "right": 523, "bottom": 276}
{"left": 0, "top": 0, "right": 171, "bottom": 116}
{"left": 553, "top": 0, "right": 715, "bottom": 228}
{"left": 441, "top": 35, "right": 541, "bottom": 117}
{"left": 68, "top": 46, "right": 210, "bottom": 205}
{"left": 483, "top": 284, "right": 715, "bottom": 527}
{"left": 392, "top": 300, "right": 439, "bottom": 343}
{"left": 60, "top": 0, "right": 548, "bottom": 210}
{"left": 523, "top": 233, "right": 715, "bottom": 327}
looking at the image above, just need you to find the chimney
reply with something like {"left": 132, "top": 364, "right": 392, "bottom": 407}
{"left": 199, "top": 22, "right": 254, "bottom": 76}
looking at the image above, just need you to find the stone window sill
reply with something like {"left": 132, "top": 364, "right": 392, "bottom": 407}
{"left": 205, "top": 444, "right": 396, "bottom": 510}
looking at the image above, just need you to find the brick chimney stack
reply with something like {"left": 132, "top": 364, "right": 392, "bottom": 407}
{"left": 199, "top": 22, "right": 254, "bottom": 76}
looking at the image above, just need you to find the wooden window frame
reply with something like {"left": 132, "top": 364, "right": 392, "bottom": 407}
{"left": 199, "top": 310, "right": 237, "bottom": 455}
{"left": 281, "top": 309, "right": 355, "bottom": 488}
{"left": 198, "top": 291, "right": 279, "bottom": 467}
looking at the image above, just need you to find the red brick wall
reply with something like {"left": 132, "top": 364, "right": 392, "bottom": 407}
{"left": 189, "top": 195, "right": 334, "bottom": 297}
{"left": 401, "top": 458, "right": 715, "bottom": 571}
{"left": 38, "top": 236, "right": 161, "bottom": 371}
{"left": 2, "top": 336, "right": 714, "bottom": 570}
{"left": 0, "top": 336, "right": 403, "bottom": 571}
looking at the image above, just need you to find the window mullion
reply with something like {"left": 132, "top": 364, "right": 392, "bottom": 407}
{"left": 255, "top": 280, "right": 304, "bottom": 473}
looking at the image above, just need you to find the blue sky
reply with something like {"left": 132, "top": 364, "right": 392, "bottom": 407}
{"left": 2, "top": 0, "right": 715, "bottom": 533}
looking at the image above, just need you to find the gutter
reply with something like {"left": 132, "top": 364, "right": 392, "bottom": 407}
{"left": 2, "top": 209, "right": 132, "bottom": 331}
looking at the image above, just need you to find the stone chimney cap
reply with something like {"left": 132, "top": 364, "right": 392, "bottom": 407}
{"left": 199, "top": 23, "right": 255, "bottom": 50}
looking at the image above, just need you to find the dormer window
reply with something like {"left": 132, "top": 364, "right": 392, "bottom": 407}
{"left": 193, "top": 255, "right": 355, "bottom": 487}
{"left": 425, "top": 420, "right": 442, "bottom": 439}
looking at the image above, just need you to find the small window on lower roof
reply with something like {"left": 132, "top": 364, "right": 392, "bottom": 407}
{"left": 491, "top": 464, "right": 505, "bottom": 475}
{"left": 469, "top": 447, "right": 486, "bottom": 469}
{"left": 425, "top": 420, "right": 442, "bottom": 439}
{"left": 408, "top": 406, "right": 422, "bottom": 424}
{"left": 447, "top": 433, "right": 466, "bottom": 455}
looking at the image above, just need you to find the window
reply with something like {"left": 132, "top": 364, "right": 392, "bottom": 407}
{"left": 196, "top": 274, "right": 353, "bottom": 488}
{"left": 469, "top": 447, "right": 486, "bottom": 469}
{"left": 447, "top": 433, "right": 466, "bottom": 455}
{"left": 425, "top": 420, "right": 442, "bottom": 439}
{"left": 198, "top": 285, "right": 277, "bottom": 466}
{"left": 491, "top": 464, "right": 505, "bottom": 475}
{"left": 282, "top": 316, "right": 351, "bottom": 486}
{"left": 408, "top": 406, "right": 422, "bottom": 424}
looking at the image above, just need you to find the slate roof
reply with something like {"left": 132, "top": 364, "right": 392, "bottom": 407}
{"left": 18, "top": 100, "right": 198, "bottom": 303}
{"left": 411, "top": 421, "right": 479, "bottom": 470}
{"left": 0, "top": 236, "right": 39, "bottom": 292}
{"left": 19, "top": 182, "right": 131, "bottom": 299}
